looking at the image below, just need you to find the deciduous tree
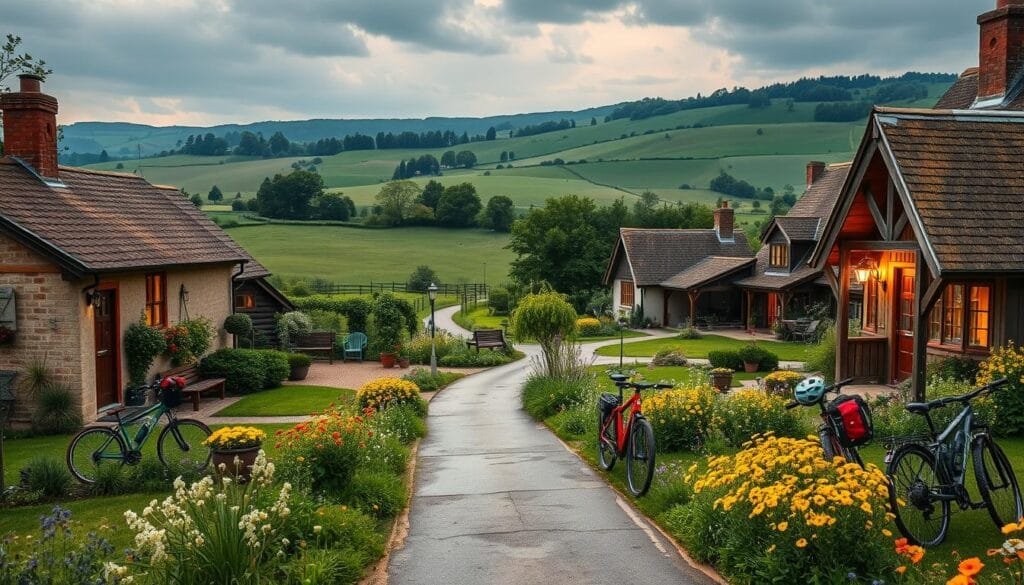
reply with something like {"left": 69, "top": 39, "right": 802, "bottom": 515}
{"left": 435, "top": 183, "right": 481, "bottom": 227}
{"left": 375, "top": 180, "right": 421, "bottom": 226}
{"left": 480, "top": 195, "right": 515, "bottom": 232}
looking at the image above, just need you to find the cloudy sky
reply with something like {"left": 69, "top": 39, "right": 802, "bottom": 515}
{"left": 6, "top": 0, "right": 991, "bottom": 126}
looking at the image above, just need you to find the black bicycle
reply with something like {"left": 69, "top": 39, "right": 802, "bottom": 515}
{"left": 886, "top": 377, "right": 1022, "bottom": 546}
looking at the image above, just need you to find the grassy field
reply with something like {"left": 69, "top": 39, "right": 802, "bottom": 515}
{"left": 226, "top": 224, "right": 515, "bottom": 283}
{"left": 595, "top": 334, "right": 812, "bottom": 361}
{"left": 213, "top": 385, "right": 354, "bottom": 416}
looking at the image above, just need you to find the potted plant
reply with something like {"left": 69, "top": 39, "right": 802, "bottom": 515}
{"left": 771, "top": 320, "right": 785, "bottom": 340}
{"left": 711, "top": 367, "right": 734, "bottom": 392}
{"left": 287, "top": 352, "right": 312, "bottom": 381}
{"left": 205, "top": 425, "right": 266, "bottom": 481}
{"left": 397, "top": 345, "right": 411, "bottom": 368}
{"left": 737, "top": 343, "right": 766, "bottom": 373}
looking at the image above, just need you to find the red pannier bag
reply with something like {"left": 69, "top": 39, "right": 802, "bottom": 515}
{"left": 826, "top": 395, "right": 874, "bottom": 448}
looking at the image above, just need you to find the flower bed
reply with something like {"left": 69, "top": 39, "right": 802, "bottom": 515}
{"left": 357, "top": 377, "right": 421, "bottom": 411}
{"left": 644, "top": 385, "right": 717, "bottom": 452}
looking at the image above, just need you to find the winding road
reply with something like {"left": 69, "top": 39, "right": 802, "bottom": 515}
{"left": 388, "top": 307, "right": 715, "bottom": 584}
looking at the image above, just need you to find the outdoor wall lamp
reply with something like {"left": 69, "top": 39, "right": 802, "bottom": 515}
{"left": 85, "top": 289, "right": 102, "bottom": 308}
{"left": 854, "top": 257, "right": 886, "bottom": 291}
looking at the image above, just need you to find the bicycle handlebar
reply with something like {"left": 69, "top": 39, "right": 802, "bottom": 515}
{"left": 914, "top": 377, "right": 1008, "bottom": 412}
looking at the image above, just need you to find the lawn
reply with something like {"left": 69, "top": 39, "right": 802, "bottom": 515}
{"left": 595, "top": 334, "right": 812, "bottom": 362}
{"left": 227, "top": 224, "right": 515, "bottom": 284}
{"left": 589, "top": 364, "right": 762, "bottom": 388}
{"left": 213, "top": 385, "right": 354, "bottom": 417}
{"left": 451, "top": 305, "right": 508, "bottom": 331}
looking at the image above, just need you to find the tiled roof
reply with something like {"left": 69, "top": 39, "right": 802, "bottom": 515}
{"left": 659, "top": 256, "right": 754, "bottom": 291}
{"left": 0, "top": 159, "right": 250, "bottom": 275}
{"left": 783, "top": 163, "right": 850, "bottom": 240}
{"left": 774, "top": 217, "right": 820, "bottom": 241}
{"left": 613, "top": 228, "right": 753, "bottom": 286}
{"left": 876, "top": 107, "right": 1024, "bottom": 273}
{"left": 734, "top": 263, "right": 821, "bottom": 291}
{"left": 238, "top": 259, "right": 272, "bottom": 280}
{"left": 935, "top": 70, "right": 979, "bottom": 110}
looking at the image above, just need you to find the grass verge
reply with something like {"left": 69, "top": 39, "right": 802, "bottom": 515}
{"left": 594, "top": 333, "right": 811, "bottom": 361}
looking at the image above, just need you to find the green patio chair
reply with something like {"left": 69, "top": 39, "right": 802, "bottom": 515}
{"left": 343, "top": 332, "right": 368, "bottom": 362}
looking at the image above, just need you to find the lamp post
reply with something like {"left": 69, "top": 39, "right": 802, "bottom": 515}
{"left": 428, "top": 282, "right": 438, "bottom": 377}
{"left": 618, "top": 318, "right": 627, "bottom": 368}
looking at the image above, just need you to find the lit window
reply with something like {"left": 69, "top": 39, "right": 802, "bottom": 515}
{"left": 620, "top": 281, "right": 634, "bottom": 307}
{"left": 929, "top": 283, "right": 991, "bottom": 350}
{"left": 769, "top": 244, "right": 789, "bottom": 269}
{"left": 235, "top": 293, "right": 256, "bottom": 310}
{"left": 969, "top": 286, "right": 991, "bottom": 348}
{"left": 145, "top": 273, "right": 166, "bottom": 327}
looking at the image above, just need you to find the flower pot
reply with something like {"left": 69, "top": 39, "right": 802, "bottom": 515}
{"left": 212, "top": 446, "right": 261, "bottom": 481}
{"left": 289, "top": 365, "right": 310, "bottom": 381}
{"left": 380, "top": 352, "right": 396, "bottom": 368}
{"left": 711, "top": 373, "right": 733, "bottom": 393}
{"left": 398, "top": 357, "right": 410, "bottom": 368}
{"left": 743, "top": 361, "right": 759, "bottom": 373}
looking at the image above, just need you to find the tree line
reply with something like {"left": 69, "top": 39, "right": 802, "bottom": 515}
{"left": 390, "top": 150, "right": 478, "bottom": 178}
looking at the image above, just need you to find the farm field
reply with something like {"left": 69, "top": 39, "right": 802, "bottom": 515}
{"left": 227, "top": 224, "right": 515, "bottom": 284}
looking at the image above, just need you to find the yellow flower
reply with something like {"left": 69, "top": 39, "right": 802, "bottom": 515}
{"left": 795, "top": 538, "right": 808, "bottom": 548}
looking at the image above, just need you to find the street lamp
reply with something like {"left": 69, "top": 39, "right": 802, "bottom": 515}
{"left": 428, "top": 282, "right": 438, "bottom": 377}
{"left": 618, "top": 317, "right": 628, "bottom": 368}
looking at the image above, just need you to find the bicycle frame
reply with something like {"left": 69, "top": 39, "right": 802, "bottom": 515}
{"left": 600, "top": 388, "right": 643, "bottom": 457}
{"left": 919, "top": 403, "right": 982, "bottom": 507}
{"left": 93, "top": 400, "right": 175, "bottom": 463}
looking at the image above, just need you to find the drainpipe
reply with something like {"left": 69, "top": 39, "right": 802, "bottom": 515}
{"left": 229, "top": 262, "right": 247, "bottom": 349}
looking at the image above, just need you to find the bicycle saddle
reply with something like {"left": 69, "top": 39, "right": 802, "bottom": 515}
{"left": 609, "top": 374, "right": 628, "bottom": 383}
{"left": 905, "top": 402, "right": 931, "bottom": 414}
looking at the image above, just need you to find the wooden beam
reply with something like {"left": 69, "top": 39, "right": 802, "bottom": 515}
{"left": 0, "top": 264, "right": 60, "bottom": 273}
{"left": 837, "top": 242, "right": 851, "bottom": 382}
{"left": 863, "top": 188, "right": 889, "bottom": 241}
{"left": 823, "top": 266, "right": 840, "bottom": 300}
{"left": 779, "top": 292, "right": 792, "bottom": 322}
{"left": 841, "top": 240, "right": 919, "bottom": 251}
{"left": 919, "top": 276, "right": 945, "bottom": 317}
{"left": 911, "top": 251, "right": 929, "bottom": 401}
{"left": 745, "top": 290, "right": 754, "bottom": 331}
{"left": 886, "top": 181, "right": 895, "bottom": 240}
{"left": 688, "top": 290, "right": 700, "bottom": 324}
{"left": 892, "top": 213, "right": 909, "bottom": 240}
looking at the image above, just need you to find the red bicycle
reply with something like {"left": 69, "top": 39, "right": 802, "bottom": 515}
{"left": 598, "top": 372, "right": 672, "bottom": 496}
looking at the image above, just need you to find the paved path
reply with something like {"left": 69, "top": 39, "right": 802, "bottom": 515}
{"left": 388, "top": 341, "right": 716, "bottom": 585}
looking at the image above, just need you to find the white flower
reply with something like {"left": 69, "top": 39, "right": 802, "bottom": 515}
{"left": 313, "top": 525, "right": 322, "bottom": 535}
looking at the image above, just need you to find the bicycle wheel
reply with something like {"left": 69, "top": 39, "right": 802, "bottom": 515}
{"left": 67, "top": 426, "right": 127, "bottom": 484}
{"left": 626, "top": 416, "right": 656, "bottom": 497}
{"left": 973, "top": 435, "right": 1023, "bottom": 530}
{"left": 157, "top": 419, "right": 212, "bottom": 474}
{"left": 887, "top": 444, "right": 950, "bottom": 546}
{"left": 597, "top": 410, "right": 616, "bottom": 471}
{"left": 819, "top": 428, "right": 839, "bottom": 460}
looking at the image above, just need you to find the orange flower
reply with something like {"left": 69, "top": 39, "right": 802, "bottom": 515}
{"left": 907, "top": 545, "right": 925, "bottom": 564}
{"left": 946, "top": 575, "right": 974, "bottom": 585}
{"left": 894, "top": 538, "right": 909, "bottom": 554}
{"left": 958, "top": 558, "right": 983, "bottom": 577}
{"left": 795, "top": 538, "right": 808, "bottom": 548}
{"left": 895, "top": 566, "right": 906, "bottom": 575}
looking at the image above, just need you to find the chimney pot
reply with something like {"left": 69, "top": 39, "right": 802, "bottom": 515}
{"left": 806, "top": 161, "right": 826, "bottom": 188}
{"left": 18, "top": 73, "right": 43, "bottom": 93}
{"left": 713, "top": 201, "right": 734, "bottom": 241}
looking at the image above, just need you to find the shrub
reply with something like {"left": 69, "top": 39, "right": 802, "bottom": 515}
{"left": 717, "top": 390, "right": 806, "bottom": 447}
{"left": 163, "top": 318, "right": 214, "bottom": 366}
{"left": 342, "top": 470, "right": 406, "bottom": 519}
{"left": 708, "top": 350, "right": 743, "bottom": 371}
{"left": 549, "top": 404, "right": 595, "bottom": 438}
{"left": 124, "top": 319, "right": 166, "bottom": 386}
{"left": 288, "top": 352, "right": 313, "bottom": 369}
{"left": 368, "top": 293, "right": 412, "bottom": 357}
{"left": 510, "top": 290, "right": 577, "bottom": 378}
{"left": 927, "top": 356, "right": 980, "bottom": 384}
{"left": 978, "top": 343, "right": 1024, "bottom": 436}
{"left": 522, "top": 373, "right": 594, "bottom": 420}
{"left": 89, "top": 461, "right": 134, "bottom": 496}
{"left": 652, "top": 347, "right": 687, "bottom": 366}
{"left": 404, "top": 330, "right": 466, "bottom": 364}
{"left": 223, "top": 313, "right": 253, "bottom": 336}
{"left": 737, "top": 343, "right": 777, "bottom": 370}
{"left": 672, "top": 435, "right": 897, "bottom": 584}
{"left": 277, "top": 310, "right": 313, "bottom": 349}
{"left": 872, "top": 378, "right": 990, "bottom": 438}
{"left": 357, "top": 377, "right": 421, "bottom": 411}
{"left": 676, "top": 326, "right": 702, "bottom": 340}
{"left": 438, "top": 348, "right": 515, "bottom": 367}
{"left": 277, "top": 409, "right": 373, "bottom": 494}
{"left": 575, "top": 317, "right": 602, "bottom": 337}
{"left": 407, "top": 265, "right": 438, "bottom": 293}
{"left": 231, "top": 198, "right": 246, "bottom": 211}
{"left": 31, "top": 383, "right": 82, "bottom": 435}
{"left": 21, "top": 456, "right": 72, "bottom": 498}
{"left": 200, "top": 348, "right": 289, "bottom": 394}
{"left": 487, "top": 287, "right": 511, "bottom": 314}
{"left": 644, "top": 385, "right": 717, "bottom": 452}
{"left": 805, "top": 322, "right": 837, "bottom": 382}
{"left": 370, "top": 403, "right": 427, "bottom": 445}
{"left": 290, "top": 281, "right": 311, "bottom": 297}
{"left": 762, "top": 370, "right": 803, "bottom": 397}
{"left": 401, "top": 367, "right": 462, "bottom": 392}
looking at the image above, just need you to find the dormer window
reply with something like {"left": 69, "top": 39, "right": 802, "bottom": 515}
{"left": 769, "top": 244, "right": 789, "bottom": 270}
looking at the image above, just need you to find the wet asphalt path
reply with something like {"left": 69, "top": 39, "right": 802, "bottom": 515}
{"left": 388, "top": 314, "right": 716, "bottom": 585}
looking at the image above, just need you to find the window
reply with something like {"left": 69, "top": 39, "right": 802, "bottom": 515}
{"left": 235, "top": 293, "right": 256, "bottom": 310}
{"left": 863, "top": 277, "right": 878, "bottom": 332}
{"left": 145, "top": 273, "right": 167, "bottom": 327}
{"left": 927, "top": 283, "right": 991, "bottom": 350}
{"left": 769, "top": 244, "right": 789, "bottom": 269}
{"left": 620, "top": 281, "right": 635, "bottom": 307}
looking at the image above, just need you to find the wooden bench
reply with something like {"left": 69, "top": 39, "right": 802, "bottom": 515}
{"left": 292, "top": 332, "right": 336, "bottom": 364}
{"left": 467, "top": 329, "right": 506, "bottom": 352}
{"left": 161, "top": 364, "right": 226, "bottom": 412}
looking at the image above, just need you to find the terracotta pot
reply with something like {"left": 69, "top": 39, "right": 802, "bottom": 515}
{"left": 288, "top": 365, "right": 309, "bottom": 381}
{"left": 380, "top": 352, "right": 396, "bottom": 368}
{"left": 212, "top": 446, "right": 260, "bottom": 481}
{"left": 398, "top": 357, "right": 410, "bottom": 368}
{"left": 711, "top": 373, "right": 733, "bottom": 392}
{"left": 743, "top": 361, "right": 759, "bottom": 373}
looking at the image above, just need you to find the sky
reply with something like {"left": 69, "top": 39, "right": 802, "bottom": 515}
{"left": 5, "top": 0, "right": 993, "bottom": 126}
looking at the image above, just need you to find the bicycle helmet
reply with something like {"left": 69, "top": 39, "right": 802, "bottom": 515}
{"left": 794, "top": 376, "right": 826, "bottom": 405}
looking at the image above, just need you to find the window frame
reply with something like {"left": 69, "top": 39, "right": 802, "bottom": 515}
{"left": 620, "top": 280, "right": 635, "bottom": 307}
{"left": 144, "top": 272, "right": 167, "bottom": 328}
{"left": 927, "top": 282, "right": 992, "bottom": 352}
{"left": 235, "top": 292, "right": 256, "bottom": 310}
{"left": 768, "top": 243, "right": 789, "bottom": 270}
{"left": 862, "top": 276, "right": 879, "bottom": 333}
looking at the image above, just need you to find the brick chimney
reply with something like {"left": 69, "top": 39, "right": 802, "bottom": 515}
{"left": 806, "top": 161, "right": 826, "bottom": 188}
{"left": 977, "top": 0, "right": 1024, "bottom": 102}
{"left": 714, "top": 200, "right": 734, "bottom": 241}
{"left": 0, "top": 74, "right": 59, "bottom": 179}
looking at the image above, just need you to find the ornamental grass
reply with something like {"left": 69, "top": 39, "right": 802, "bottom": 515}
{"left": 668, "top": 434, "right": 898, "bottom": 584}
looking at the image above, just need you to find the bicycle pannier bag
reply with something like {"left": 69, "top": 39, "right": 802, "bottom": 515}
{"left": 160, "top": 376, "right": 187, "bottom": 408}
{"left": 598, "top": 393, "right": 620, "bottom": 423}
{"left": 826, "top": 395, "right": 873, "bottom": 448}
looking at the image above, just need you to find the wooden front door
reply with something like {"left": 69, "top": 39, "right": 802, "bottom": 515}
{"left": 895, "top": 269, "right": 916, "bottom": 382}
{"left": 766, "top": 293, "right": 779, "bottom": 327}
{"left": 93, "top": 289, "right": 119, "bottom": 408}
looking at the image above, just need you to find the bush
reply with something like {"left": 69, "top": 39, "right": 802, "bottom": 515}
{"left": 163, "top": 318, "right": 214, "bottom": 366}
{"left": 89, "top": 461, "right": 134, "bottom": 496}
{"left": 652, "top": 347, "right": 687, "bottom": 366}
{"left": 708, "top": 350, "right": 743, "bottom": 371}
{"left": 404, "top": 330, "right": 466, "bottom": 364}
{"left": 549, "top": 404, "right": 595, "bottom": 438}
{"left": 977, "top": 343, "right": 1024, "bottom": 436}
{"left": 357, "top": 377, "right": 421, "bottom": 411}
{"left": 510, "top": 290, "right": 577, "bottom": 378}
{"left": 368, "top": 293, "right": 413, "bottom": 357}
{"left": 671, "top": 435, "right": 897, "bottom": 584}
{"left": 407, "top": 265, "right": 438, "bottom": 293}
{"left": 927, "top": 355, "right": 980, "bottom": 384}
{"left": 487, "top": 287, "right": 511, "bottom": 314}
{"left": 575, "top": 317, "right": 602, "bottom": 337}
{"left": 277, "top": 310, "right": 313, "bottom": 349}
{"left": 370, "top": 403, "right": 427, "bottom": 446}
{"left": 676, "top": 326, "right": 702, "bottom": 340}
{"left": 223, "top": 313, "right": 253, "bottom": 336}
{"left": 438, "top": 348, "right": 515, "bottom": 367}
{"left": 342, "top": 470, "right": 406, "bottom": 519}
{"left": 872, "top": 378, "right": 990, "bottom": 439}
{"left": 805, "top": 323, "right": 837, "bottom": 382}
{"left": 401, "top": 367, "right": 462, "bottom": 392}
{"left": 644, "top": 385, "right": 717, "bottom": 452}
{"left": 521, "top": 373, "right": 594, "bottom": 420}
{"left": 31, "top": 383, "right": 82, "bottom": 435}
{"left": 124, "top": 319, "right": 167, "bottom": 386}
{"left": 717, "top": 390, "right": 806, "bottom": 447}
{"left": 761, "top": 370, "right": 803, "bottom": 397}
{"left": 278, "top": 408, "right": 374, "bottom": 494}
{"left": 199, "top": 348, "right": 290, "bottom": 394}
{"left": 231, "top": 198, "right": 246, "bottom": 211}
{"left": 737, "top": 343, "right": 777, "bottom": 370}
{"left": 287, "top": 352, "right": 313, "bottom": 369}
{"left": 21, "top": 456, "right": 72, "bottom": 498}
